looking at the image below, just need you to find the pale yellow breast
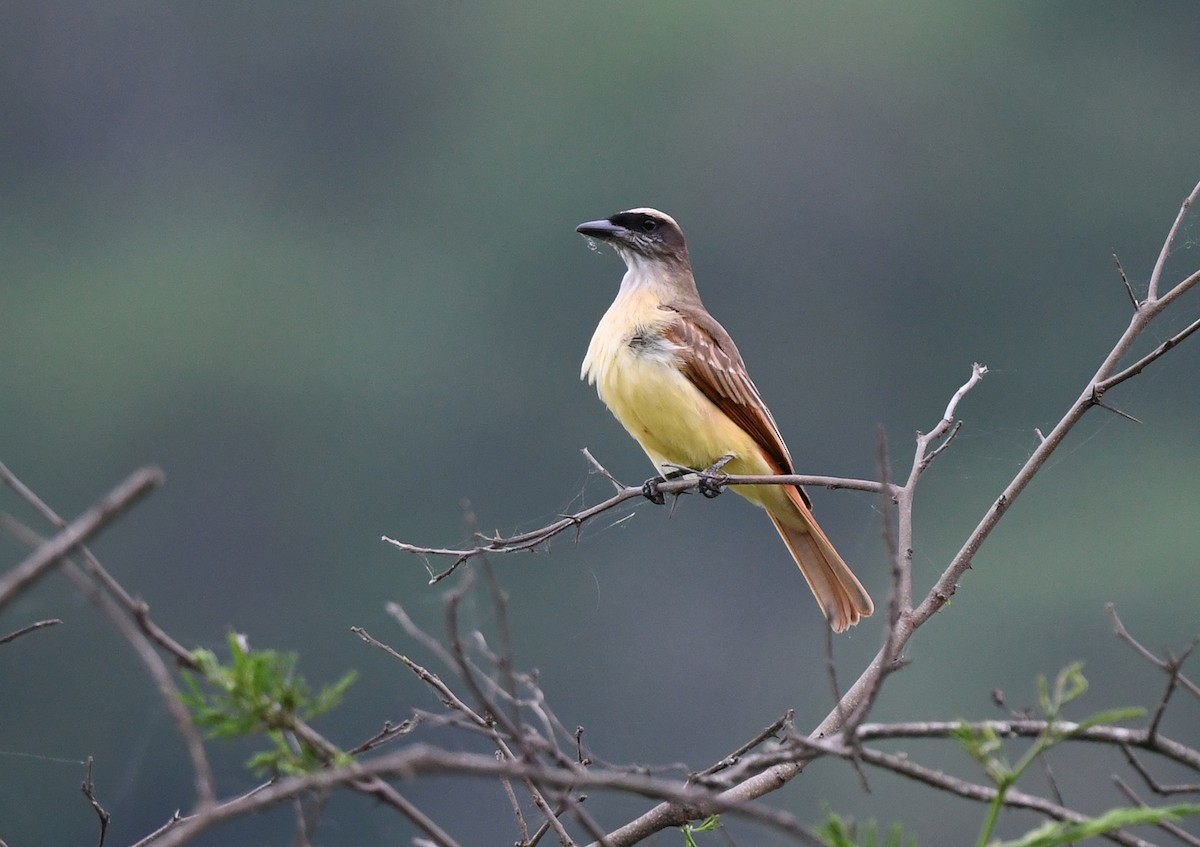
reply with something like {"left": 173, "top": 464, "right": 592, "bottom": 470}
{"left": 582, "top": 288, "right": 770, "bottom": 478}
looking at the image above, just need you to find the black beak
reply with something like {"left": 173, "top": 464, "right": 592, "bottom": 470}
{"left": 576, "top": 219, "right": 625, "bottom": 240}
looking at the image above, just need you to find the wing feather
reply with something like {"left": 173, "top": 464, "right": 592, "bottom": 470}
{"left": 661, "top": 302, "right": 812, "bottom": 508}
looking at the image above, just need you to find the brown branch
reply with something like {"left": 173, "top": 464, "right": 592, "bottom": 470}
{"left": 807, "top": 738, "right": 1156, "bottom": 847}
{"left": 0, "top": 465, "right": 164, "bottom": 610}
{"left": 0, "top": 617, "right": 62, "bottom": 645}
{"left": 1148, "top": 180, "right": 1200, "bottom": 301}
{"left": 691, "top": 710, "right": 794, "bottom": 785}
{"left": 1148, "top": 639, "right": 1199, "bottom": 744}
{"left": 383, "top": 471, "right": 896, "bottom": 584}
{"left": 140, "top": 743, "right": 825, "bottom": 847}
{"left": 354, "top": 778, "right": 464, "bottom": 847}
{"left": 850, "top": 719, "right": 1200, "bottom": 771}
{"left": 57, "top": 560, "right": 218, "bottom": 808}
{"left": 1114, "top": 252, "right": 1140, "bottom": 309}
{"left": 346, "top": 718, "right": 420, "bottom": 757}
{"left": 81, "top": 756, "right": 111, "bottom": 847}
{"left": 1120, "top": 744, "right": 1200, "bottom": 796}
{"left": 1108, "top": 604, "right": 1200, "bottom": 702}
{"left": 0, "top": 486, "right": 218, "bottom": 808}
{"left": 1097, "top": 313, "right": 1200, "bottom": 394}
{"left": 590, "top": 180, "right": 1200, "bottom": 846}
{"left": 353, "top": 621, "right": 576, "bottom": 847}
{"left": 1112, "top": 775, "right": 1200, "bottom": 846}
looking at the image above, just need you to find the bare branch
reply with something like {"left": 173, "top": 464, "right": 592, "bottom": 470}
{"left": 0, "top": 617, "right": 62, "bottom": 645}
{"left": 1109, "top": 604, "right": 1200, "bottom": 702}
{"left": 597, "top": 177, "right": 1200, "bottom": 839}
{"left": 691, "top": 711, "right": 794, "bottom": 785}
{"left": 1148, "top": 179, "right": 1200, "bottom": 301}
{"left": 354, "top": 778, "right": 464, "bottom": 847}
{"left": 142, "top": 743, "right": 826, "bottom": 847}
{"left": 1148, "top": 639, "right": 1199, "bottom": 744}
{"left": 811, "top": 738, "right": 1156, "bottom": 847}
{"left": 0, "top": 465, "right": 164, "bottom": 610}
{"left": 1097, "top": 313, "right": 1200, "bottom": 394}
{"left": 852, "top": 719, "right": 1200, "bottom": 771}
{"left": 1, "top": 485, "right": 217, "bottom": 808}
{"left": 1120, "top": 743, "right": 1200, "bottom": 796}
{"left": 354, "top": 620, "right": 576, "bottom": 846}
{"left": 1113, "top": 251, "right": 1139, "bottom": 309}
{"left": 1112, "top": 775, "right": 1200, "bottom": 846}
{"left": 57, "top": 561, "right": 218, "bottom": 808}
{"left": 81, "top": 757, "right": 111, "bottom": 847}
{"left": 383, "top": 468, "right": 895, "bottom": 584}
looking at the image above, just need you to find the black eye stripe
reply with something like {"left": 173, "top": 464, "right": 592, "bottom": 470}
{"left": 609, "top": 211, "right": 666, "bottom": 234}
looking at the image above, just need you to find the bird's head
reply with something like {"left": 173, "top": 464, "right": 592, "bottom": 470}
{"left": 576, "top": 208, "right": 689, "bottom": 266}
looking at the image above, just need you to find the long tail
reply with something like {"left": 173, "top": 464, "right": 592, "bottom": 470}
{"left": 767, "top": 487, "right": 873, "bottom": 632}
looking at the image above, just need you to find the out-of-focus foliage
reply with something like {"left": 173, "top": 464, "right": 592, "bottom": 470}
{"left": 182, "top": 633, "right": 355, "bottom": 776}
{"left": 2, "top": 3, "right": 1199, "bottom": 844}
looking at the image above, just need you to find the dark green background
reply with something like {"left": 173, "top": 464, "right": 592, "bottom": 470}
{"left": 2, "top": 3, "right": 1199, "bottom": 844}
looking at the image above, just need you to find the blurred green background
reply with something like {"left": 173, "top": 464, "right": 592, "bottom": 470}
{"left": 2, "top": 2, "right": 1199, "bottom": 844}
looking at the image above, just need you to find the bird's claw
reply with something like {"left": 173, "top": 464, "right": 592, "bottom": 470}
{"left": 698, "top": 455, "right": 733, "bottom": 498}
{"left": 641, "top": 477, "right": 667, "bottom": 505}
{"left": 698, "top": 474, "right": 726, "bottom": 498}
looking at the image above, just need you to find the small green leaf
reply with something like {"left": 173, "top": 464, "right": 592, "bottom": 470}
{"left": 180, "top": 633, "right": 356, "bottom": 775}
{"left": 681, "top": 814, "right": 720, "bottom": 847}
{"left": 818, "top": 810, "right": 917, "bottom": 847}
{"left": 995, "top": 804, "right": 1200, "bottom": 847}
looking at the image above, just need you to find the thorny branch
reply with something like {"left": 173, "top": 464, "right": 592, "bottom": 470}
{"left": 2, "top": 183, "right": 1199, "bottom": 847}
{"left": 587, "top": 178, "right": 1200, "bottom": 847}
{"left": 0, "top": 464, "right": 163, "bottom": 610}
{"left": 383, "top": 466, "right": 895, "bottom": 585}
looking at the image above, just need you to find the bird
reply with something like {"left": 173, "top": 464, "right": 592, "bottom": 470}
{"left": 576, "top": 207, "right": 873, "bottom": 632}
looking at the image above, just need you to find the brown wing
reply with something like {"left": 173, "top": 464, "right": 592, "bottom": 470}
{"left": 661, "top": 302, "right": 812, "bottom": 508}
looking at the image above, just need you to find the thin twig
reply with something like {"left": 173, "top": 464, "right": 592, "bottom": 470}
{"left": 140, "top": 742, "right": 827, "bottom": 847}
{"left": 81, "top": 757, "right": 111, "bottom": 847}
{"left": 843, "top": 427, "right": 908, "bottom": 736}
{"left": 1120, "top": 744, "right": 1200, "bottom": 796}
{"left": 801, "top": 737, "right": 1156, "bottom": 847}
{"left": 1112, "top": 775, "right": 1200, "bottom": 846}
{"left": 1113, "top": 251, "right": 1140, "bottom": 309}
{"left": 0, "top": 617, "right": 62, "bottom": 645}
{"left": 1148, "top": 639, "right": 1199, "bottom": 744}
{"left": 1148, "top": 179, "right": 1200, "bottom": 301}
{"left": 2, "top": 502, "right": 218, "bottom": 809}
{"left": 354, "top": 621, "right": 577, "bottom": 846}
{"left": 1108, "top": 604, "right": 1200, "bottom": 702}
{"left": 355, "top": 778, "right": 464, "bottom": 847}
{"left": 691, "top": 711, "right": 794, "bottom": 784}
{"left": 383, "top": 471, "right": 897, "bottom": 583}
{"left": 0, "top": 465, "right": 164, "bottom": 610}
{"left": 498, "top": 751, "right": 532, "bottom": 846}
{"left": 346, "top": 718, "right": 420, "bottom": 756}
{"left": 57, "top": 560, "right": 217, "bottom": 807}
{"left": 1097, "top": 314, "right": 1200, "bottom": 394}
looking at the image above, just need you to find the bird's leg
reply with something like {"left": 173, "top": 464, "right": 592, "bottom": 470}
{"left": 641, "top": 469, "right": 686, "bottom": 506}
{"left": 698, "top": 454, "right": 735, "bottom": 499}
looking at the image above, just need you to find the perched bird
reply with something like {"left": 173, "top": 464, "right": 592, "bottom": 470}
{"left": 577, "top": 208, "right": 873, "bottom": 632}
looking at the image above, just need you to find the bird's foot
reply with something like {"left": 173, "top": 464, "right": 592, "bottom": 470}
{"left": 698, "top": 455, "right": 734, "bottom": 499}
{"left": 641, "top": 478, "right": 666, "bottom": 505}
{"left": 641, "top": 470, "right": 687, "bottom": 505}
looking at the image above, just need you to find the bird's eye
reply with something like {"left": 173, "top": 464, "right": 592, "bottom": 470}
{"left": 640, "top": 218, "right": 658, "bottom": 233}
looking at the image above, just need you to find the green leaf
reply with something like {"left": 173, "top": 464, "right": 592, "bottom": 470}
{"left": 179, "top": 633, "right": 356, "bottom": 775}
{"left": 681, "top": 814, "right": 720, "bottom": 847}
{"left": 817, "top": 810, "right": 917, "bottom": 847}
{"left": 995, "top": 804, "right": 1200, "bottom": 847}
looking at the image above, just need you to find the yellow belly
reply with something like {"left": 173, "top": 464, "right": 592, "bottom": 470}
{"left": 593, "top": 344, "right": 793, "bottom": 515}
{"left": 582, "top": 287, "right": 789, "bottom": 514}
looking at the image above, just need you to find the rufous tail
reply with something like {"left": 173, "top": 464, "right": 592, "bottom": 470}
{"left": 767, "top": 487, "right": 873, "bottom": 632}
